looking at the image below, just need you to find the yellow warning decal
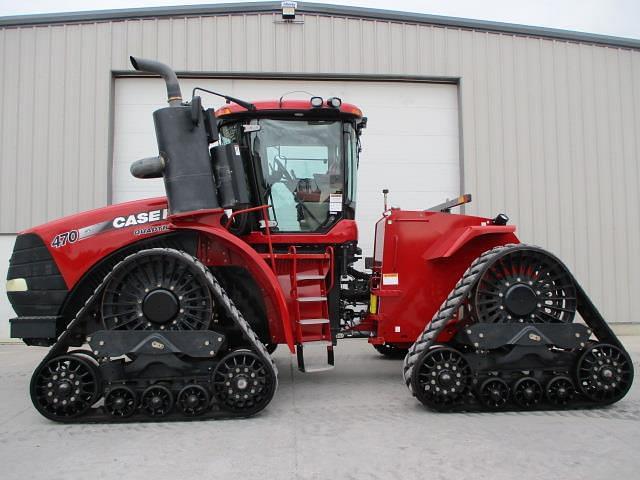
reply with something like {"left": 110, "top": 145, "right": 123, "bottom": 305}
{"left": 369, "top": 294, "right": 378, "bottom": 314}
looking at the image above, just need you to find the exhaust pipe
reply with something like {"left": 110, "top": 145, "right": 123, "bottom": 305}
{"left": 130, "top": 56, "right": 182, "bottom": 106}
{"left": 128, "top": 56, "right": 219, "bottom": 214}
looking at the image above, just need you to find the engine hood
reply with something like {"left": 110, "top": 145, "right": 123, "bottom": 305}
{"left": 23, "top": 197, "right": 170, "bottom": 241}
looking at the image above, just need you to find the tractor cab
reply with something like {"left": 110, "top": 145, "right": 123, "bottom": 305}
{"left": 214, "top": 99, "right": 366, "bottom": 234}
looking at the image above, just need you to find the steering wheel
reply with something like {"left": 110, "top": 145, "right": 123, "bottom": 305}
{"left": 268, "top": 154, "right": 297, "bottom": 190}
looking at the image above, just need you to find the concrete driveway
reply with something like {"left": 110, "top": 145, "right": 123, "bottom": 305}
{"left": 1, "top": 337, "right": 639, "bottom": 480}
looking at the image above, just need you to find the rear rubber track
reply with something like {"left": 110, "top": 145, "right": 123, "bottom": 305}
{"left": 403, "top": 243, "right": 634, "bottom": 411}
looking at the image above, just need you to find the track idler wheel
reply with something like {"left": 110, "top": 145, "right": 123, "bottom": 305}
{"left": 141, "top": 385, "right": 174, "bottom": 417}
{"left": 177, "top": 385, "right": 210, "bottom": 416}
{"left": 411, "top": 346, "right": 471, "bottom": 410}
{"left": 472, "top": 246, "right": 576, "bottom": 324}
{"left": 512, "top": 377, "right": 543, "bottom": 408}
{"left": 212, "top": 349, "right": 276, "bottom": 415}
{"left": 30, "top": 353, "right": 101, "bottom": 421}
{"left": 478, "top": 378, "right": 510, "bottom": 409}
{"left": 576, "top": 343, "right": 634, "bottom": 404}
{"left": 104, "top": 386, "right": 137, "bottom": 418}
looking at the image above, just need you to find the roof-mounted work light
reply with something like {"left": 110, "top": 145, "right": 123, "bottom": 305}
{"left": 281, "top": 1, "right": 297, "bottom": 20}
{"left": 327, "top": 97, "right": 342, "bottom": 108}
{"left": 310, "top": 96, "right": 324, "bottom": 108}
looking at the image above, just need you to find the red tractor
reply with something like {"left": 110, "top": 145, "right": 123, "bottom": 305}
{"left": 6, "top": 57, "right": 633, "bottom": 421}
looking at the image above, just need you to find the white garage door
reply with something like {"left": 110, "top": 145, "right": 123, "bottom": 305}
{"left": 113, "top": 78, "right": 460, "bottom": 256}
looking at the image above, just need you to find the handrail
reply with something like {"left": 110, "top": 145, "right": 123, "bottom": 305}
{"left": 288, "top": 245, "right": 302, "bottom": 341}
{"left": 224, "top": 205, "right": 276, "bottom": 271}
{"left": 326, "top": 246, "right": 335, "bottom": 292}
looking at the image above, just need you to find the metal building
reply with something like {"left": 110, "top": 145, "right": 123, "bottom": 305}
{"left": 1, "top": 2, "right": 639, "bottom": 340}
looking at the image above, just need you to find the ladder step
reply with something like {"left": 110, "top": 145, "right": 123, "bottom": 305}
{"left": 304, "top": 365, "right": 335, "bottom": 373}
{"left": 302, "top": 340, "right": 332, "bottom": 347}
{"left": 296, "top": 274, "right": 326, "bottom": 281}
{"left": 299, "top": 318, "right": 330, "bottom": 325}
{"left": 297, "top": 296, "right": 327, "bottom": 303}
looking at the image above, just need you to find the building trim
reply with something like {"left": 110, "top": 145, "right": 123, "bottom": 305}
{"left": 1, "top": 2, "right": 638, "bottom": 50}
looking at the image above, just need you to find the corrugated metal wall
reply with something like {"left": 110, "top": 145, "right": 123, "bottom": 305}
{"left": 1, "top": 12, "right": 639, "bottom": 323}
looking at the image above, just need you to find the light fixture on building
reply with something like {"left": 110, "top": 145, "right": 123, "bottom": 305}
{"left": 281, "top": 1, "right": 297, "bottom": 21}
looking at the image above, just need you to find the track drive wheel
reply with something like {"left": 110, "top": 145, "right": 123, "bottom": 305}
{"left": 512, "top": 377, "right": 543, "bottom": 408}
{"left": 141, "top": 385, "right": 174, "bottom": 417}
{"left": 478, "top": 378, "right": 510, "bottom": 409}
{"left": 411, "top": 346, "right": 471, "bottom": 411}
{"left": 177, "top": 385, "right": 210, "bottom": 416}
{"left": 472, "top": 246, "right": 576, "bottom": 324}
{"left": 576, "top": 343, "right": 633, "bottom": 404}
{"left": 104, "top": 386, "right": 137, "bottom": 418}
{"left": 213, "top": 349, "right": 276, "bottom": 416}
{"left": 373, "top": 343, "right": 409, "bottom": 359}
{"left": 30, "top": 354, "right": 101, "bottom": 421}
{"left": 101, "top": 249, "right": 213, "bottom": 331}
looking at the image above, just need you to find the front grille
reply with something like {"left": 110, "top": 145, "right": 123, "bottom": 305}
{"left": 7, "top": 233, "right": 68, "bottom": 316}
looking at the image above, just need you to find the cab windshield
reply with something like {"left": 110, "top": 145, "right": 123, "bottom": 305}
{"left": 221, "top": 118, "right": 354, "bottom": 232}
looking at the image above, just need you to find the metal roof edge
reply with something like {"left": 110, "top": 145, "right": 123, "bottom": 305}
{"left": 1, "top": 1, "right": 638, "bottom": 50}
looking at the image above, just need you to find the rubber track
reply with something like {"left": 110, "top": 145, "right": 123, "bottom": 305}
{"left": 402, "top": 242, "right": 632, "bottom": 402}
{"left": 402, "top": 244, "right": 513, "bottom": 393}
{"left": 35, "top": 247, "right": 278, "bottom": 407}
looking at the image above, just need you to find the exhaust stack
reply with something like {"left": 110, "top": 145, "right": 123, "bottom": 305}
{"left": 128, "top": 56, "right": 219, "bottom": 214}
{"left": 130, "top": 56, "right": 182, "bottom": 106}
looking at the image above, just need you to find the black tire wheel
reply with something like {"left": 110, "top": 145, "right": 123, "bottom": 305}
{"left": 213, "top": 349, "right": 277, "bottom": 416}
{"left": 576, "top": 343, "right": 634, "bottom": 404}
{"left": 104, "top": 386, "right": 137, "bottom": 418}
{"left": 545, "top": 376, "right": 576, "bottom": 406}
{"left": 479, "top": 377, "right": 510, "bottom": 409}
{"left": 177, "top": 385, "right": 210, "bottom": 417}
{"left": 141, "top": 385, "right": 174, "bottom": 417}
{"left": 411, "top": 346, "right": 471, "bottom": 411}
{"left": 472, "top": 246, "right": 576, "bottom": 324}
{"left": 265, "top": 343, "right": 278, "bottom": 355}
{"left": 373, "top": 343, "right": 409, "bottom": 359}
{"left": 512, "top": 377, "right": 543, "bottom": 408}
{"left": 101, "top": 249, "right": 213, "bottom": 331}
{"left": 30, "top": 354, "right": 101, "bottom": 421}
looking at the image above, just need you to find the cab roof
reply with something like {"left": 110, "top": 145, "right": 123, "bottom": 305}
{"left": 214, "top": 99, "right": 363, "bottom": 119}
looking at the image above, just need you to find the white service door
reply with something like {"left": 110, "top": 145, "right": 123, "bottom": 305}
{"left": 113, "top": 78, "right": 460, "bottom": 256}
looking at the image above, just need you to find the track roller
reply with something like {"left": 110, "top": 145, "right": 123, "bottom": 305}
{"left": 545, "top": 376, "right": 575, "bottom": 406}
{"left": 576, "top": 343, "right": 633, "bottom": 404}
{"left": 104, "top": 386, "right": 137, "bottom": 418}
{"left": 410, "top": 346, "right": 471, "bottom": 410}
{"left": 478, "top": 378, "right": 510, "bottom": 409}
{"left": 212, "top": 349, "right": 276, "bottom": 415}
{"left": 512, "top": 377, "right": 543, "bottom": 408}
{"left": 141, "top": 385, "right": 174, "bottom": 417}
{"left": 30, "top": 353, "right": 102, "bottom": 421}
{"left": 177, "top": 385, "right": 210, "bottom": 416}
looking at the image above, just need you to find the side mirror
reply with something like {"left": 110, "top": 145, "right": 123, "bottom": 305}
{"left": 204, "top": 108, "right": 219, "bottom": 144}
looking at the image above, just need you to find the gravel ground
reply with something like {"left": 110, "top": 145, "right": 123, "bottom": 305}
{"left": 0, "top": 337, "right": 639, "bottom": 480}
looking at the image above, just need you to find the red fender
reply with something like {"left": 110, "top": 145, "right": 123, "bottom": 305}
{"left": 423, "top": 225, "right": 518, "bottom": 261}
{"left": 169, "top": 213, "right": 294, "bottom": 353}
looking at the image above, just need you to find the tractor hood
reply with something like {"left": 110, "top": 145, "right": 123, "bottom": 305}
{"left": 20, "top": 197, "right": 171, "bottom": 288}
{"left": 23, "top": 197, "right": 170, "bottom": 244}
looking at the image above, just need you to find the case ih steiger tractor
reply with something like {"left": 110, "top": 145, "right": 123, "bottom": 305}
{"left": 6, "top": 57, "right": 633, "bottom": 422}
